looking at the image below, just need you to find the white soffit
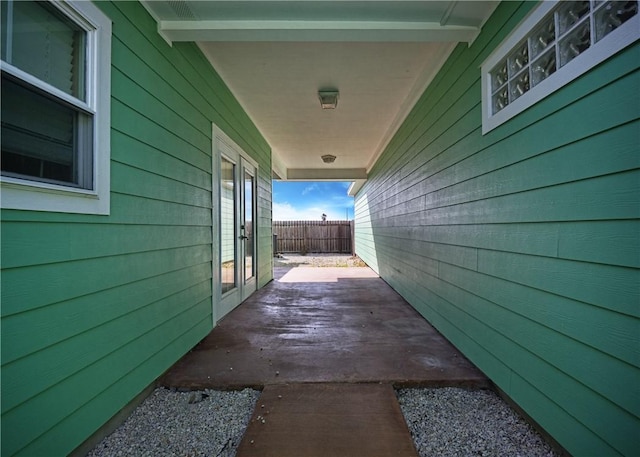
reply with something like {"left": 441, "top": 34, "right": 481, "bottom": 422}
{"left": 141, "top": 1, "right": 499, "bottom": 182}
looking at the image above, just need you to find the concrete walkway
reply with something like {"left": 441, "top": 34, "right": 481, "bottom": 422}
{"left": 236, "top": 383, "right": 418, "bottom": 457}
{"left": 161, "top": 265, "right": 489, "bottom": 456}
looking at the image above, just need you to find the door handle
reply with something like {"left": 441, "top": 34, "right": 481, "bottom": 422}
{"left": 240, "top": 235, "right": 249, "bottom": 240}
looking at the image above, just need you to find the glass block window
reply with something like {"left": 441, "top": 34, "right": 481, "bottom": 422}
{"left": 481, "top": 1, "right": 639, "bottom": 134}
{"left": 0, "top": 0, "right": 112, "bottom": 214}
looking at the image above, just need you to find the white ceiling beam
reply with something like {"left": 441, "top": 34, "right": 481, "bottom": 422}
{"left": 159, "top": 20, "right": 480, "bottom": 43}
{"left": 286, "top": 168, "right": 367, "bottom": 181}
{"left": 271, "top": 151, "right": 288, "bottom": 180}
{"left": 347, "top": 179, "right": 367, "bottom": 197}
{"left": 439, "top": 1, "right": 458, "bottom": 26}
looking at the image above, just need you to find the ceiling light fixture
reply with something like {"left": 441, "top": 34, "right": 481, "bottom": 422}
{"left": 318, "top": 90, "right": 339, "bottom": 109}
{"left": 321, "top": 154, "right": 336, "bottom": 164}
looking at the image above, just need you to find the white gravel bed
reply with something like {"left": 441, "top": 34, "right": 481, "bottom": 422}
{"left": 87, "top": 388, "right": 260, "bottom": 457}
{"left": 274, "top": 253, "right": 367, "bottom": 268}
{"left": 88, "top": 386, "right": 558, "bottom": 456}
{"left": 397, "top": 387, "right": 559, "bottom": 457}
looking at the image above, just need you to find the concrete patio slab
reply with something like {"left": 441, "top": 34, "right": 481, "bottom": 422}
{"left": 161, "top": 266, "right": 488, "bottom": 389}
{"left": 235, "top": 383, "right": 418, "bottom": 457}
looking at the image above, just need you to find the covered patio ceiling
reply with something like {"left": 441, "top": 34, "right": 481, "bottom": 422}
{"left": 141, "top": 1, "right": 498, "bottom": 191}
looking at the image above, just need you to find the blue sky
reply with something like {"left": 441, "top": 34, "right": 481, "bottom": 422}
{"left": 272, "top": 181, "right": 354, "bottom": 221}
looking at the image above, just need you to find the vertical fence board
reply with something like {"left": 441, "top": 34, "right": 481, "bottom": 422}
{"left": 273, "top": 221, "right": 353, "bottom": 253}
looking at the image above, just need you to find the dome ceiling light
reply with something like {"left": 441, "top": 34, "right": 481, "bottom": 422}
{"left": 318, "top": 90, "right": 339, "bottom": 109}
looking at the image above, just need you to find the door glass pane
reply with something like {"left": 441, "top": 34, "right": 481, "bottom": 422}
{"left": 221, "top": 157, "right": 236, "bottom": 294}
{"left": 244, "top": 170, "right": 254, "bottom": 281}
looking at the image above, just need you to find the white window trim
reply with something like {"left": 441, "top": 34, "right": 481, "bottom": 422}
{"left": 481, "top": 0, "right": 640, "bottom": 135}
{"left": 0, "top": 0, "right": 112, "bottom": 215}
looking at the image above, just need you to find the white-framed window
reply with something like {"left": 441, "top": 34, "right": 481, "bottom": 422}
{"left": 1, "top": 0, "right": 111, "bottom": 214}
{"left": 481, "top": 0, "right": 639, "bottom": 134}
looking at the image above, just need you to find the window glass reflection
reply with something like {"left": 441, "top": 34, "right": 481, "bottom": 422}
{"left": 244, "top": 170, "right": 254, "bottom": 281}
{"left": 221, "top": 157, "right": 236, "bottom": 293}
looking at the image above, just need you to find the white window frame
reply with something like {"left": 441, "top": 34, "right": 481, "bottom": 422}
{"left": 0, "top": 0, "right": 111, "bottom": 215}
{"left": 481, "top": 0, "right": 640, "bottom": 134}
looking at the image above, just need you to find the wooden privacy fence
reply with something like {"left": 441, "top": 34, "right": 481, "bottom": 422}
{"left": 273, "top": 220, "right": 354, "bottom": 254}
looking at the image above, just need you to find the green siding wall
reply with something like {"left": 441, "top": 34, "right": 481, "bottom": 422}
{"left": 355, "top": 2, "right": 639, "bottom": 456}
{"left": 0, "top": 2, "right": 271, "bottom": 456}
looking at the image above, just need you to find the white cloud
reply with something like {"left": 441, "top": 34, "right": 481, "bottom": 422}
{"left": 302, "top": 184, "right": 319, "bottom": 195}
{"left": 273, "top": 202, "right": 348, "bottom": 221}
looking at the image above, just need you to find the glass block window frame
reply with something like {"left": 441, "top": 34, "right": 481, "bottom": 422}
{"left": 481, "top": 1, "right": 639, "bottom": 134}
{"left": 0, "top": 0, "right": 111, "bottom": 214}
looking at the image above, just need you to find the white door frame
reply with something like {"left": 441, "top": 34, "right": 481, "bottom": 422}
{"left": 212, "top": 124, "right": 259, "bottom": 324}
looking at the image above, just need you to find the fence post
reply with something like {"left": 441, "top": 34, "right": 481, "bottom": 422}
{"left": 350, "top": 220, "right": 355, "bottom": 256}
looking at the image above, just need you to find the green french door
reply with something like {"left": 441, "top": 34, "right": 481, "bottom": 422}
{"left": 215, "top": 126, "right": 257, "bottom": 321}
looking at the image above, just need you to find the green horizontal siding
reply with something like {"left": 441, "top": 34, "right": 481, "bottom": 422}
{"left": 17, "top": 315, "right": 212, "bottom": 457}
{"left": 257, "top": 179, "right": 274, "bottom": 288}
{"left": 355, "top": 2, "right": 640, "bottom": 456}
{"left": 2, "top": 264, "right": 212, "bottom": 364}
{"left": 359, "top": 219, "right": 640, "bottom": 268}
{"left": 0, "top": 1, "right": 271, "bottom": 456}
{"left": 1, "top": 224, "right": 212, "bottom": 269}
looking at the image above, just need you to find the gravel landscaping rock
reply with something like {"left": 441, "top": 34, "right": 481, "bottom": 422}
{"left": 89, "top": 386, "right": 558, "bottom": 456}
{"left": 87, "top": 388, "right": 260, "bottom": 457}
{"left": 397, "top": 387, "right": 559, "bottom": 457}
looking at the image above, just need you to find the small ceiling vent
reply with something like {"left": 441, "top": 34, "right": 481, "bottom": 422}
{"left": 168, "top": 1, "right": 196, "bottom": 19}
